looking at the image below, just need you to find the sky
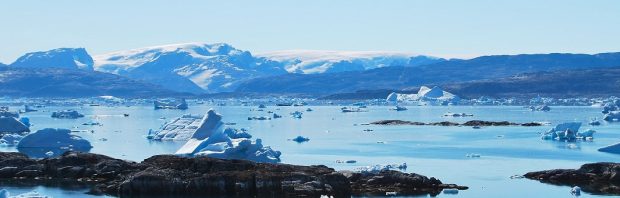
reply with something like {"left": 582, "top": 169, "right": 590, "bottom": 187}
{"left": 1, "top": 0, "right": 619, "bottom": 63}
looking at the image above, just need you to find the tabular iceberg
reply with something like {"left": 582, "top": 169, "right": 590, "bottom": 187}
{"left": 174, "top": 109, "right": 281, "bottom": 163}
{"left": 386, "top": 86, "right": 460, "bottom": 105}
{"left": 51, "top": 110, "right": 84, "bottom": 119}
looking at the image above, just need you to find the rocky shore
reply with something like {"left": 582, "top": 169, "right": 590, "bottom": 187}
{"left": 371, "top": 119, "right": 542, "bottom": 127}
{"left": 524, "top": 162, "right": 620, "bottom": 195}
{"left": 0, "top": 152, "right": 466, "bottom": 197}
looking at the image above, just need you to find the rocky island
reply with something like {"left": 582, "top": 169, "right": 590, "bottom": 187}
{"left": 371, "top": 120, "right": 542, "bottom": 127}
{"left": 524, "top": 162, "right": 620, "bottom": 195}
{"left": 0, "top": 151, "right": 467, "bottom": 197}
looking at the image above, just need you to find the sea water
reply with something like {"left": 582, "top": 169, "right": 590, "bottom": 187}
{"left": 1, "top": 105, "right": 617, "bottom": 197}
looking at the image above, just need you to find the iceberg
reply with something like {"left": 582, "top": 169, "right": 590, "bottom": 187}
{"left": 17, "top": 128, "right": 92, "bottom": 149}
{"left": 388, "top": 86, "right": 460, "bottom": 105}
{"left": 51, "top": 110, "right": 84, "bottom": 119}
{"left": 154, "top": 99, "right": 188, "bottom": 110}
{"left": 0, "top": 189, "right": 7, "bottom": 198}
{"left": 0, "top": 108, "right": 19, "bottom": 118}
{"left": 603, "top": 111, "right": 620, "bottom": 122}
{"left": 291, "top": 136, "right": 310, "bottom": 143}
{"left": 599, "top": 142, "right": 620, "bottom": 154}
{"left": 149, "top": 114, "right": 205, "bottom": 141}
{"left": 541, "top": 122, "right": 591, "bottom": 141}
{"left": 0, "top": 117, "right": 30, "bottom": 134}
{"left": 175, "top": 109, "right": 281, "bottom": 163}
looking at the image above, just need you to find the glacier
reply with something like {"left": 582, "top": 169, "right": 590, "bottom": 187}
{"left": 257, "top": 50, "right": 444, "bottom": 74}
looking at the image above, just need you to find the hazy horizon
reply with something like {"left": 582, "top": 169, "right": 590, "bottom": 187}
{"left": 2, "top": 0, "right": 620, "bottom": 63}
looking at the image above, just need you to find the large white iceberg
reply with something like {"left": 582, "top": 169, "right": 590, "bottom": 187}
{"left": 0, "top": 117, "right": 30, "bottom": 134}
{"left": 386, "top": 86, "right": 460, "bottom": 105}
{"left": 17, "top": 128, "right": 92, "bottom": 149}
{"left": 175, "top": 109, "right": 281, "bottom": 163}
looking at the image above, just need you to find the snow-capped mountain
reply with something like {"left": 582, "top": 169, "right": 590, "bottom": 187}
{"left": 257, "top": 50, "right": 445, "bottom": 74}
{"left": 10, "top": 48, "right": 94, "bottom": 70}
{"left": 93, "top": 43, "right": 287, "bottom": 93}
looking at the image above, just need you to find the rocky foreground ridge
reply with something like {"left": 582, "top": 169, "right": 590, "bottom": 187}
{"left": 0, "top": 152, "right": 467, "bottom": 197}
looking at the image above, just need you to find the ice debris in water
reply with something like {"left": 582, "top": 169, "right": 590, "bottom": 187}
{"left": 290, "top": 136, "right": 310, "bottom": 143}
{"left": 175, "top": 109, "right": 281, "bottom": 163}
{"left": 355, "top": 163, "right": 408, "bottom": 173}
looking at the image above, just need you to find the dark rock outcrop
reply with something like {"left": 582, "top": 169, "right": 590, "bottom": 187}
{"left": 0, "top": 151, "right": 466, "bottom": 197}
{"left": 371, "top": 120, "right": 541, "bottom": 127}
{"left": 524, "top": 162, "right": 620, "bottom": 195}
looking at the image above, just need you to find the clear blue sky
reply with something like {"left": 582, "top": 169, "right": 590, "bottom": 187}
{"left": 1, "top": 0, "right": 619, "bottom": 63}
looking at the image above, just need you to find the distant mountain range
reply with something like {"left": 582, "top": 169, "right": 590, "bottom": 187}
{"left": 236, "top": 52, "right": 620, "bottom": 95}
{"left": 0, "top": 67, "right": 181, "bottom": 97}
{"left": 3, "top": 43, "right": 620, "bottom": 98}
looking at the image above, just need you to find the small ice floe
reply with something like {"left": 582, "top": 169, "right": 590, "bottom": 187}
{"left": 385, "top": 191, "right": 398, "bottom": 196}
{"left": 335, "top": 160, "right": 357, "bottom": 164}
{"left": 51, "top": 110, "right": 84, "bottom": 119}
{"left": 98, "top": 138, "right": 108, "bottom": 141}
{"left": 362, "top": 129, "right": 374, "bottom": 132}
{"left": 377, "top": 141, "right": 386, "bottom": 144}
{"left": 442, "top": 188, "right": 459, "bottom": 194}
{"left": 341, "top": 107, "right": 367, "bottom": 113}
{"left": 306, "top": 108, "right": 313, "bottom": 112}
{"left": 465, "top": 153, "right": 481, "bottom": 158}
{"left": 154, "top": 99, "right": 188, "bottom": 110}
{"left": 472, "top": 126, "right": 482, "bottom": 129}
{"left": 248, "top": 116, "right": 271, "bottom": 121}
{"left": 290, "top": 136, "right": 310, "bottom": 143}
{"left": 443, "top": 112, "right": 473, "bottom": 117}
{"left": 45, "top": 151, "right": 54, "bottom": 157}
{"left": 391, "top": 106, "right": 408, "bottom": 111}
{"left": 509, "top": 175, "right": 525, "bottom": 179}
{"left": 528, "top": 105, "right": 551, "bottom": 112}
{"left": 81, "top": 121, "right": 101, "bottom": 126}
{"left": 273, "top": 113, "right": 282, "bottom": 119}
{"left": 571, "top": 186, "right": 581, "bottom": 196}
{"left": 290, "top": 111, "right": 303, "bottom": 119}
{"left": 589, "top": 120, "right": 601, "bottom": 126}
{"left": 258, "top": 104, "right": 266, "bottom": 108}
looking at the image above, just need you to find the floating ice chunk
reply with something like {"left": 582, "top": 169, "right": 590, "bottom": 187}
{"left": 17, "top": 128, "right": 92, "bottom": 149}
{"left": 542, "top": 122, "right": 582, "bottom": 141}
{"left": 571, "top": 186, "right": 581, "bottom": 196}
{"left": 0, "top": 134, "right": 23, "bottom": 146}
{"left": 291, "top": 111, "right": 303, "bottom": 118}
{"left": 0, "top": 189, "right": 7, "bottom": 198}
{"left": 603, "top": 111, "right": 620, "bottom": 122}
{"left": 577, "top": 129, "right": 596, "bottom": 139}
{"left": 290, "top": 136, "right": 310, "bottom": 143}
{"left": 0, "top": 117, "right": 30, "bottom": 134}
{"left": 154, "top": 99, "right": 188, "bottom": 110}
{"left": 529, "top": 105, "right": 551, "bottom": 112}
{"left": 51, "top": 110, "right": 84, "bottom": 119}
{"left": 175, "top": 109, "right": 281, "bottom": 163}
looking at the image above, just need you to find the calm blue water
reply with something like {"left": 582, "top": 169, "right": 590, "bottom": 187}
{"left": 1, "top": 105, "right": 618, "bottom": 197}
